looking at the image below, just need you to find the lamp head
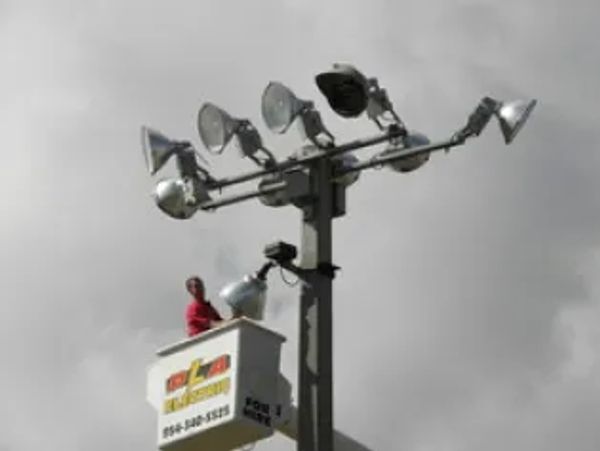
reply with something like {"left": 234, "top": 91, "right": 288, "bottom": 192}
{"left": 262, "top": 81, "right": 308, "bottom": 134}
{"left": 198, "top": 102, "right": 271, "bottom": 166}
{"left": 153, "top": 177, "right": 210, "bottom": 220}
{"left": 333, "top": 153, "right": 361, "bottom": 186}
{"left": 316, "top": 64, "right": 369, "bottom": 118}
{"left": 262, "top": 81, "right": 334, "bottom": 147}
{"left": 197, "top": 103, "right": 240, "bottom": 154}
{"left": 496, "top": 99, "right": 537, "bottom": 144}
{"left": 258, "top": 174, "right": 290, "bottom": 207}
{"left": 381, "top": 131, "right": 431, "bottom": 173}
{"left": 458, "top": 97, "right": 537, "bottom": 144}
{"left": 141, "top": 127, "right": 184, "bottom": 175}
{"left": 219, "top": 275, "right": 267, "bottom": 321}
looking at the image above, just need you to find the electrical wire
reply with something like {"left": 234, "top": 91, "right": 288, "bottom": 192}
{"left": 279, "top": 266, "right": 300, "bottom": 287}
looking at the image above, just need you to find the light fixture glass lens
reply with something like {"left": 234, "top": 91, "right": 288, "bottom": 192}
{"left": 262, "top": 82, "right": 298, "bottom": 134}
{"left": 198, "top": 103, "right": 233, "bottom": 153}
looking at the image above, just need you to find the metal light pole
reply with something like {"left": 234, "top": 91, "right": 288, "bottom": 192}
{"left": 297, "top": 156, "right": 335, "bottom": 451}
{"left": 141, "top": 64, "right": 537, "bottom": 451}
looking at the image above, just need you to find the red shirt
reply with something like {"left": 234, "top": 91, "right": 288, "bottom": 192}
{"left": 185, "top": 299, "right": 223, "bottom": 337}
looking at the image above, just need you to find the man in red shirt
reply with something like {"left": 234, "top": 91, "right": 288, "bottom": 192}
{"left": 185, "top": 276, "right": 224, "bottom": 337}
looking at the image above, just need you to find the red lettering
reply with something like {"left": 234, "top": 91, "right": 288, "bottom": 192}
{"left": 207, "top": 355, "right": 230, "bottom": 378}
{"left": 166, "top": 370, "right": 188, "bottom": 393}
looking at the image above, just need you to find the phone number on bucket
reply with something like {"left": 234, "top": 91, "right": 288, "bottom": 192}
{"left": 162, "top": 404, "right": 230, "bottom": 439}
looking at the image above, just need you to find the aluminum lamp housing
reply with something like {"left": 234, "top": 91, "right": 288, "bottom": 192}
{"left": 258, "top": 174, "right": 290, "bottom": 207}
{"left": 496, "top": 99, "right": 537, "bottom": 144}
{"left": 458, "top": 97, "right": 537, "bottom": 144}
{"left": 198, "top": 102, "right": 272, "bottom": 167}
{"left": 333, "top": 153, "right": 361, "bottom": 186}
{"left": 219, "top": 275, "right": 267, "bottom": 321}
{"left": 197, "top": 102, "right": 239, "bottom": 154}
{"left": 381, "top": 131, "right": 431, "bottom": 173}
{"left": 262, "top": 81, "right": 335, "bottom": 147}
{"left": 141, "top": 127, "right": 180, "bottom": 175}
{"left": 261, "top": 81, "right": 307, "bottom": 134}
{"left": 315, "top": 64, "right": 369, "bottom": 118}
{"left": 153, "top": 177, "right": 210, "bottom": 220}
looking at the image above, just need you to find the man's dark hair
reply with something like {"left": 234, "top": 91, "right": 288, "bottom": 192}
{"left": 185, "top": 276, "right": 204, "bottom": 292}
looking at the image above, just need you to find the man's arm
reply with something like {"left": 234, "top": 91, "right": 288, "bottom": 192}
{"left": 188, "top": 316, "right": 211, "bottom": 330}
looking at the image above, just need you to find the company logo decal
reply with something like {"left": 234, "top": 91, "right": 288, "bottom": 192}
{"left": 163, "top": 354, "right": 231, "bottom": 414}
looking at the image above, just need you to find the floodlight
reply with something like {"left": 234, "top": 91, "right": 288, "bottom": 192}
{"left": 153, "top": 177, "right": 210, "bottom": 220}
{"left": 197, "top": 103, "right": 239, "bottom": 154}
{"left": 456, "top": 96, "right": 537, "bottom": 144}
{"left": 258, "top": 174, "right": 290, "bottom": 207}
{"left": 219, "top": 274, "right": 267, "bottom": 321}
{"left": 316, "top": 64, "right": 369, "bottom": 118}
{"left": 198, "top": 102, "right": 275, "bottom": 167}
{"left": 262, "top": 82, "right": 308, "bottom": 134}
{"left": 141, "top": 127, "right": 185, "bottom": 175}
{"left": 379, "top": 131, "right": 431, "bottom": 173}
{"left": 141, "top": 126, "right": 213, "bottom": 184}
{"left": 262, "top": 81, "right": 334, "bottom": 147}
{"left": 258, "top": 169, "right": 311, "bottom": 208}
{"left": 497, "top": 99, "right": 537, "bottom": 144}
{"left": 333, "top": 153, "right": 361, "bottom": 186}
{"left": 316, "top": 64, "right": 406, "bottom": 133}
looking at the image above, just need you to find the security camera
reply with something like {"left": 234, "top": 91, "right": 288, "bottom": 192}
{"left": 264, "top": 241, "right": 298, "bottom": 264}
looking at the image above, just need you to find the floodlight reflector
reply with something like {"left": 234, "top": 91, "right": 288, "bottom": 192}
{"left": 262, "top": 81, "right": 334, "bottom": 146}
{"left": 141, "top": 127, "right": 179, "bottom": 175}
{"left": 258, "top": 174, "right": 290, "bottom": 207}
{"left": 262, "top": 82, "right": 304, "bottom": 134}
{"left": 497, "top": 99, "right": 537, "bottom": 144}
{"left": 197, "top": 103, "right": 238, "bottom": 154}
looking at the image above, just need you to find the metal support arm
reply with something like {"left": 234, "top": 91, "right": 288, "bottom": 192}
{"left": 337, "top": 136, "right": 465, "bottom": 176}
{"left": 206, "top": 128, "right": 407, "bottom": 191}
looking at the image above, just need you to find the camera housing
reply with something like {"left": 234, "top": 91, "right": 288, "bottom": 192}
{"left": 264, "top": 241, "right": 298, "bottom": 264}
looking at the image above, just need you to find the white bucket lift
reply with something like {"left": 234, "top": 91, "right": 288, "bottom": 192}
{"left": 147, "top": 318, "right": 290, "bottom": 451}
{"left": 147, "top": 318, "right": 372, "bottom": 450}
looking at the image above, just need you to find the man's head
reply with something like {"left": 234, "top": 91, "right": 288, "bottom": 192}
{"left": 186, "top": 276, "right": 205, "bottom": 301}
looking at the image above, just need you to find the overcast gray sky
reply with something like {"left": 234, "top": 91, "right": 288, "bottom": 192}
{"left": 1, "top": 0, "right": 599, "bottom": 450}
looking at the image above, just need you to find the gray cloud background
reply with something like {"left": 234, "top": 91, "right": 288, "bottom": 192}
{"left": 1, "top": 0, "right": 599, "bottom": 450}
